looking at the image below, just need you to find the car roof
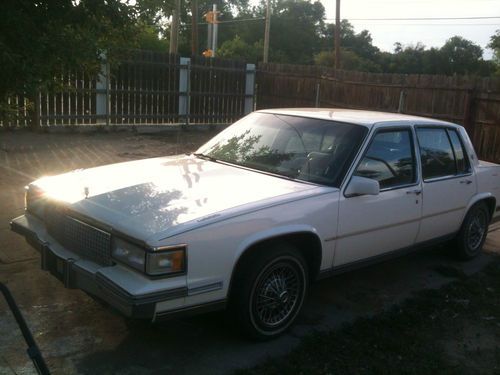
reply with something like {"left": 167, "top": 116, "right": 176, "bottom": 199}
{"left": 257, "top": 108, "right": 458, "bottom": 128}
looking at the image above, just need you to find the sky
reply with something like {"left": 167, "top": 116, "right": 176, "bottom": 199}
{"left": 319, "top": 0, "right": 500, "bottom": 59}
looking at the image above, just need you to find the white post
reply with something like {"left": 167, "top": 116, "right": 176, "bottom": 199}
{"left": 211, "top": 4, "right": 218, "bottom": 57}
{"left": 179, "top": 57, "right": 191, "bottom": 124}
{"left": 244, "top": 64, "right": 256, "bottom": 114}
{"left": 398, "top": 90, "right": 406, "bottom": 113}
{"left": 315, "top": 83, "right": 320, "bottom": 108}
{"left": 96, "top": 54, "right": 109, "bottom": 125}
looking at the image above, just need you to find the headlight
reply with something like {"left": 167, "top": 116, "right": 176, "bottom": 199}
{"left": 25, "top": 185, "right": 46, "bottom": 218}
{"left": 112, "top": 239, "right": 186, "bottom": 277}
{"left": 146, "top": 246, "right": 186, "bottom": 276}
{"left": 111, "top": 237, "right": 146, "bottom": 272}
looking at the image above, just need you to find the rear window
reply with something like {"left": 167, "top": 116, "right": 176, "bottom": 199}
{"left": 416, "top": 127, "right": 468, "bottom": 180}
{"left": 447, "top": 129, "right": 471, "bottom": 175}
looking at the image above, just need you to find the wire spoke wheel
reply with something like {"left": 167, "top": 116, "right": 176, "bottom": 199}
{"left": 467, "top": 209, "right": 487, "bottom": 251}
{"left": 250, "top": 259, "right": 304, "bottom": 330}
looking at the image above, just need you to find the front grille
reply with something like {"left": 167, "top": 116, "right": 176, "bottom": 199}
{"left": 45, "top": 206, "right": 112, "bottom": 266}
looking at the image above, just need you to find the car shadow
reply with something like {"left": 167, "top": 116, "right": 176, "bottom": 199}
{"left": 73, "top": 244, "right": 495, "bottom": 375}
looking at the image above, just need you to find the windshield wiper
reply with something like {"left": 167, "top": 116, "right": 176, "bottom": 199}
{"left": 192, "top": 153, "right": 217, "bottom": 162}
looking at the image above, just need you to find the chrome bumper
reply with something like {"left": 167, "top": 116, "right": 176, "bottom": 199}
{"left": 10, "top": 215, "right": 188, "bottom": 320}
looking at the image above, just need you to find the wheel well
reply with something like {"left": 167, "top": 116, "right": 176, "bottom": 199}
{"left": 228, "top": 232, "right": 323, "bottom": 297}
{"left": 482, "top": 197, "right": 497, "bottom": 220}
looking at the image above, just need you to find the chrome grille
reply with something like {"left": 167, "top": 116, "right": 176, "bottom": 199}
{"left": 45, "top": 206, "right": 112, "bottom": 266}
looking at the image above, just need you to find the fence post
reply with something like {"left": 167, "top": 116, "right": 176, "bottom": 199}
{"left": 397, "top": 90, "right": 407, "bottom": 113}
{"left": 463, "top": 89, "right": 476, "bottom": 143}
{"left": 96, "top": 55, "right": 109, "bottom": 126}
{"left": 315, "top": 83, "right": 320, "bottom": 108}
{"left": 31, "top": 93, "right": 41, "bottom": 130}
{"left": 179, "top": 57, "right": 190, "bottom": 125}
{"left": 244, "top": 64, "right": 256, "bottom": 115}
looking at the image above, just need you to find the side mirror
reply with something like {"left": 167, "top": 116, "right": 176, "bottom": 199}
{"left": 345, "top": 176, "right": 380, "bottom": 198}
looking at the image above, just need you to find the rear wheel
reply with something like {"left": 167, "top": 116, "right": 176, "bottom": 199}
{"left": 454, "top": 202, "right": 490, "bottom": 260}
{"left": 231, "top": 244, "right": 308, "bottom": 340}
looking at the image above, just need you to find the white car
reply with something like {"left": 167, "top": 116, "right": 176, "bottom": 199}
{"left": 11, "top": 109, "right": 500, "bottom": 339}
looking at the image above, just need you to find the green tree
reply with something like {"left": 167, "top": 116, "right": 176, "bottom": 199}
{"left": 0, "top": 0, "right": 138, "bottom": 126}
{"left": 314, "top": 49, "right": 381, "bottom": 72}
{"left": 440, "top": 36, "right": 485, "bottom": 75}
{"left": 218, "top": 36, "right": 263, "bottom": 62}
{"left": 488, "top": 30, "right": 500, "bottom": 75}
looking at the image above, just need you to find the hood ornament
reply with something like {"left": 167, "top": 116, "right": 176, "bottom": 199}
{"left": 84, "top": 186, "right": 89, "bottom": 199}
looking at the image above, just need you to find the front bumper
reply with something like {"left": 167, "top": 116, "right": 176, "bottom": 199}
{"left": 10, "top": 214, "right": 192, "bottom": 320}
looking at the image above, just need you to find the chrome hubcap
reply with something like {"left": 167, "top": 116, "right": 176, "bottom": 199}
{"left": 254, "top": 264, "right": 301, "bottom": 327}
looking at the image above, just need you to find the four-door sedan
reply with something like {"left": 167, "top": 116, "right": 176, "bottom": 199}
{"left": 11, "top": 109, "right": 500, "bottom": 339}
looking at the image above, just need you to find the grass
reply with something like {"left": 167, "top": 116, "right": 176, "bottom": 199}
{"left": 237, "top": 258, "right": 500, "bottom": 375}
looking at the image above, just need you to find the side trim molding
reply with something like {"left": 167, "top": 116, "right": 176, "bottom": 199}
{"left": 317, "top": 233, "right": 456, "bottom": 280}
{"left": 155, "top": 299, "right": 227, "bottom": 320}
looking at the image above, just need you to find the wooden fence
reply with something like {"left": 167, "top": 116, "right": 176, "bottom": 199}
{"left": 3, "top": 52, "right": 500, "bottom": 163}
{"left": 256, "top": 63, "right": 500, "bottom": 163}
{"left": 1, "top": 51, "right": 255, "bottom": 128}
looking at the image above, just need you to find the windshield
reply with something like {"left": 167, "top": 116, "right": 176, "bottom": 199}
{"left": 196, "top": 112, "right": 368, "bottom": 187}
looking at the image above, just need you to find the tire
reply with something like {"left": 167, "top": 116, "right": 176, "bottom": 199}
{"left": 454, "top": 202, "right": 490, "bottom": 260}
{"left": 230, "top": 243, "right": 308, "bottom": 340}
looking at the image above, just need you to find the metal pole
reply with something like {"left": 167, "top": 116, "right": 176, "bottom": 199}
{"left": 207, "top": 22, "right": 213, "bottom": 52}
{"left": 0, "top": 283, "right": 50, "bottom": 375}
{"left": 335, "top": 0, "right": 341, "bottom": 69}
{"left": 211, "top": 4, "right": 218, "bottom": 57}
{"left": 191, "top": 0, "right": 199, "bottom": 55}
{"left": 263, "top": 0, "right": 271, "bottom": 63}
{"left": 315, "top": 83, "right": 320, "bottom": 108}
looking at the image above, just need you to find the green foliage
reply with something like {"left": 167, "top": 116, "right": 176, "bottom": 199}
{"left": 440, "top": 36, "right": 488, "bottom": 75}
{"left": 382, "top": 37, "right": 495, "bottom": 76}
{"left": 267, "top": 0, "right": 325, "bottom": 64}
{"left": 0, "top": 0, "right": 497, "bottom": 116}
{"left": 0, "top": 0, "right": 138, "bottom": 100}
{"left": 488, "top": 30, "right": 500, "bottom": 75}
{"left": 314, "top": 49, "right": 381, "bottom": 72}
{"left": 135, "top": 22, "right": 170, "bottom": 52}
{"left": 218, "top": 36, "right": 263, "bottom": 62}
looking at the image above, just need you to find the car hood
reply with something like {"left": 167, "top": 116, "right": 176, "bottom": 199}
{"left": 33, "top": 155, "right": 325, "bottom": 243}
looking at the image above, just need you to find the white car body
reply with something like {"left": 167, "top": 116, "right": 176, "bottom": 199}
{"left": 11, "top": 109, "right": 500, "bottom": 325}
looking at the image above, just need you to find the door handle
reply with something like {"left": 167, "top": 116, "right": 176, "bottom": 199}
{"left": 460, "top": 179, "right": 473, "bottom": 185}
{"left": 406, "top": 189, "right": 422, "bottom": 195}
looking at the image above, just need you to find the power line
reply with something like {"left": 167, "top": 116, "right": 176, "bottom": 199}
{"left": 358, "top": 23, "right": 500, "bottom": 26}
{"left": 215, "top": 17, "right": 265, "bottom": 24}
{"left": 184, "top": 17, "right": 265, "bottom": 27}
{"left": 327, "top": 16, "right": 500, "bottom": 21}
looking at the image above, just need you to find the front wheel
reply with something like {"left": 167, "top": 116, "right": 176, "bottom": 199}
{"left": 455, "top": 202, "right": 490, "bottom": 260}
{"left": 231, "top": 244, "right": 308, "bottom": 340}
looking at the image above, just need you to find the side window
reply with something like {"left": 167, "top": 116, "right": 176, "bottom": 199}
{"left": 447, "top": 129, "right": 471, "bottom": 174}
{"left": 416, "top": 128, "right": 456, "bottom": 180}
{"left": 354, "top": 129, "right": 416, "bottom": 189}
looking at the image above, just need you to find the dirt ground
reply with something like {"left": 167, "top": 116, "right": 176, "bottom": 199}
{"left": 0, "top": 129, "right": 499, "bottom": 375}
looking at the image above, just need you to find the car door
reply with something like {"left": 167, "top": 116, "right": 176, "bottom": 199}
{"left": 334, "top": 127, "right": 422, "bottom": 267}
{"left": 415, "top": 127, "right": 476, "bottom": 243}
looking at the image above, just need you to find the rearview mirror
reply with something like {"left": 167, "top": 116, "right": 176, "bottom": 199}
{"left": 345, "top": 176, "right": 380, "bottom": 197}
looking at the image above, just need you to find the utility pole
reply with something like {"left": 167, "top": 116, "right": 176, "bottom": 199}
{"left": 191, "top": 0, "right": 198, "bottom": 55}
{"left": 334, "top": 0, "right": 341, "bottom": 69}
{"left": 169, "top": 0, "right": 181, "bottom": 54}
{"left": 263, "top": 0, "right": 271, "bottom": 63}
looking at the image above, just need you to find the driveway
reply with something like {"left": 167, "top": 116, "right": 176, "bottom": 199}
{"left": 1, "top": 130, "right": 499, "bottom": 374}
